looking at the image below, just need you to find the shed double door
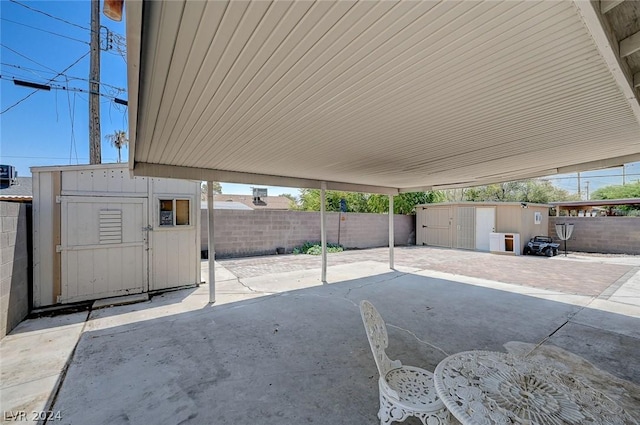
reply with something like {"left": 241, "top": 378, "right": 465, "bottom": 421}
{"left": 419, "top": 207, "right": 452, "bottom": 247}
{"left": 59, "top": 196, "right": 148, "bottom": 303}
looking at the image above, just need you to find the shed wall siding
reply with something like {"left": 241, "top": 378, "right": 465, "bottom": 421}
{"left": 519, "top": 207, "right": 550, "bottom": 249}
{"left": 496, "top": 206, "right": 520, "bottom": 234}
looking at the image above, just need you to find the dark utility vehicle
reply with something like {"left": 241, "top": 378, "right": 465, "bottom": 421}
{"left": 523, "top": 236, "right": 560, "bottom": 257}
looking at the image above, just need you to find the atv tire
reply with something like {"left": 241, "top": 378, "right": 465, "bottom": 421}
{"left": 545, "top": 247, "right": 554, "bottom": 257}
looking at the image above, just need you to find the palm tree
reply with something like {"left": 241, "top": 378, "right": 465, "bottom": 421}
{"left": 105, "top": 130, "right": 128, "bottom": 163}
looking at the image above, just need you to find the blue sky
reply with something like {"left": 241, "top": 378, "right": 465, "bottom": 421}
{"left": 1, "top": 1, "right": 637, "bottom": 198}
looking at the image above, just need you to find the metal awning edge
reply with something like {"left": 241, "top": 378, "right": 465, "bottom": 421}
{"left": 131, "top": 162, "right": 399, "bottom": 195}
{"left": 573, "top": 0, "right": 640, "bottom": 126}
{"left": 126, "top": 0, "right": 143, "bottom": 175}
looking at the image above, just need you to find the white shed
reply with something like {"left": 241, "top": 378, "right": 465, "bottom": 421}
{"left": 31, "top": 164, "right": 200, "bottom": 307}
{"left": 415, "top": 202, "right": 551, "bottom": 255}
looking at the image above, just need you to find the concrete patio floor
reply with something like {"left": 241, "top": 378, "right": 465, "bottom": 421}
{"left": 1, "top": 247, "right": 639, "bottom": 424}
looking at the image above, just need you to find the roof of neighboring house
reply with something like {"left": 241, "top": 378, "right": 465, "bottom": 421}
{"left": 550, "top": 198, "right": 640, "bottom": 208}
{"left": 212, "top": 194, "right": 292, "bottom": 210}
{"left": 200, "top": 200, "right": 253, "bottom": 211}
{"left": 0, "top": 177, "right": 32, "bottom": 201}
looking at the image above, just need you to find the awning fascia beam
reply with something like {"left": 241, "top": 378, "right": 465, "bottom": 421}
{"left": 132, "top": 162, "right": 399, "bottom": 195}
{"left": 574, "top": 1, "right": 640, "bottom": 127}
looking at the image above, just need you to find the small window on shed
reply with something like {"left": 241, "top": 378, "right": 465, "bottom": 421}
{"left": 176, "top": 200, "right": 190, "bottom": 225}
{"left": 159, "top": 199, "right": 190, "bottom": 226}
{"left": 159, "top": 200, "right": 174, "bottom": 226}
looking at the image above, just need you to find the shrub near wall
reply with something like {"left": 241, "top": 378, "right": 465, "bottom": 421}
{"left": 201, "top": 209, "right": 414, "bottom": 258}
{"left": 549, "top": 216, "right": 640, "bottom": 255}
{"left": 1, "top": 202, "right": 30, "bottom": 338}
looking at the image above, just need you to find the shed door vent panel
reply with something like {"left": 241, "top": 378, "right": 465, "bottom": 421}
{"left": 99, "top": 210, "right": 122, "bottom": 244}
{"left": 60, "top": 196, "right": 147, "bottom": 303}
{"left": 456, "top": 207, "right": 475, "bottom": 250}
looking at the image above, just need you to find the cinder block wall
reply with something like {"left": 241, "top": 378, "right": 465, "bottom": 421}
{"left": 1, "top": 202, "right": 30, "bottom": 338}
{"left": 201, "top": 210, "right": 414, "bottom": 258}
{"left": 549, "top": 217, "right": 640, "bottom": 255}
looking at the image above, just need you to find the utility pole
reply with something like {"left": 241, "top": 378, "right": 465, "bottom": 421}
{"left": 622, "top": 164, "right": 626, "bottom": 185}
{"left": 585, "top": 181, "right": 590, "bottom": 200}
{"left": 89, "top": 0, "right": 101, "bottom": 164}
{"left": 577, "top": 172, "right": 581, "bottom": 199}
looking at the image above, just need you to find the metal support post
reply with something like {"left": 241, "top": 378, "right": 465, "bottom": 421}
{"left": 320, "top": 182, "right": 327, "bottom": 283}
{"left": 207, "top": 181, "right": 215, "bottom": 303}
{"left": 389, "top": 194, "right": 394, "bottom": 269}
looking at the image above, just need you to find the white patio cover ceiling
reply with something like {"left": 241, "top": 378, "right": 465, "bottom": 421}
{"left": 127, "top": 0, "right": 640, "bottom": 194}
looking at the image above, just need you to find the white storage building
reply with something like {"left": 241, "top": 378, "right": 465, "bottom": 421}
{"left": 415, "top": 202, "right": 551, "bottom": 255}
{"left": 31, "top": 164, "right": 200, "bottom": 307}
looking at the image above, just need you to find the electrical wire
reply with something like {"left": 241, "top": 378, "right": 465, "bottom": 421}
{"left": 0, "top": 43, "right": 59, "bottom": 73}
{"left": 8, "top": 0, "right": 91, "bottom": 32}
{"left": 3, "top": 155, "right": 119, "bottom": 161}
{"left": 0, "top": 75, "right": 127, "bottom": 105}
{"left": 1, "top": 51, "right": 90, "bottom": 115}
{"left": 2, "top": 63, "right": 126, "bottom": 93}
{"left": 66, "top": 78, "right": 79, "bottom": 164}
{"left": 0, "top": 17, "right": 89, "bottom": 44}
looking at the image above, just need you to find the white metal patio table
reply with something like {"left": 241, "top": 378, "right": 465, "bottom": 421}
{"left": 433, "top": 350, "right": 638, "bottom": 425}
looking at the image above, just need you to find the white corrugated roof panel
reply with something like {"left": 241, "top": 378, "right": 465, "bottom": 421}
{"left": 128, "top": 0, "right": 640, "bottom": 193}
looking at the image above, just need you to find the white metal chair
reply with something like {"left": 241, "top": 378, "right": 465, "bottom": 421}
{"left": 359, "top": 300, "right": 452, "bottom": 425}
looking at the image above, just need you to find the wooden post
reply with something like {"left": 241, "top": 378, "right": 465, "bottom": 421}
{"left": 89, "top": 0, "right": 101, "bottom": 164}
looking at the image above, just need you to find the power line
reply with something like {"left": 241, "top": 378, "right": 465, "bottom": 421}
{"left": 1, "top": 51, "right": 90, "bottom": 114}
{"left": 66, "top": 79, "right": 79, "bottom": 164}
{"left": 2, "top": 63, "right": 127, "bottom": 93}
{"left": 0, "top": 17, "right": 89, "bottom": 45}
{"left": 8, "top": 0, "right": 91, "bottom": 32}
{"left": 0, "top": 43, "right": 59, "bottom": 74}
{"left": 2, "top": 155, "right": 120, "bottom": 161}
{"left": 1, "top": 75, "right": 128, "bottom": 105}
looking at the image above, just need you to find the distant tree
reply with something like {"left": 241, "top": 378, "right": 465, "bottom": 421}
{"left": 279, "top": 193, "right": 299, "bottom": 209}
{"left": 105, "top": 130, "right": 128, "bottom": 163}
{"left": 591, "top": 182, "right": 640, "bottom": 200}
{"left": 591, "top": 182, "right": 640, "bottom": 211}
{"left": 201, "top": 181, "right": 222, "bottom": 201}
{"left": 298, "top": 189, "right": 370, "bottom": 212}
{"left": 443, "top": 188, "right": 468, "bottom": 202}
{"left": 367, "top": 192, "right": 446, "bottom": 214}
{"left": 297, "top": 189, "right": 444, "bottom": 214}
{"left": 464, "top": 180, "right": 579, "bottom": 203}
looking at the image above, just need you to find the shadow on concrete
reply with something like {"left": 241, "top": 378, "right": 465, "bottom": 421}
{"left": 49, "top": 271, "right": 640, "bottom": 425}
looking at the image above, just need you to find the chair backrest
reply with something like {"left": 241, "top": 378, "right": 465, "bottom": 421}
{"left": 360, "top": 300, "right": 397, "bottom": 377}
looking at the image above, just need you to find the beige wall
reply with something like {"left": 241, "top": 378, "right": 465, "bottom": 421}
{"left": 1, "top": 202, "right": 30, "bottom": 338}
{"left": 512, "top": 206, "right": 550, "bottom": 250}
{"left": 201, "top": 210, "right": 414, "bottom": 258}
{"left": 549, "top": 217, "right": 640, "bottom": 254}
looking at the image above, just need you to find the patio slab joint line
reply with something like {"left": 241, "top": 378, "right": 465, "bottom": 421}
{"left": 235, "top": 277, "right": 265, "bottom": 294}
{"left": 525, "top": 298, "right": 597, "bottom": 357}
{"left": 598, "top": 266, "right": 640, "bottom": 300}
{"left": 386, "top": 323, "right": 450, "bottom": 358}
{"left": 41, "top": 310, "right": 91, "bottom": 424}
{"left": 344, "top": 270, "right": 411, "bottom": 299}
